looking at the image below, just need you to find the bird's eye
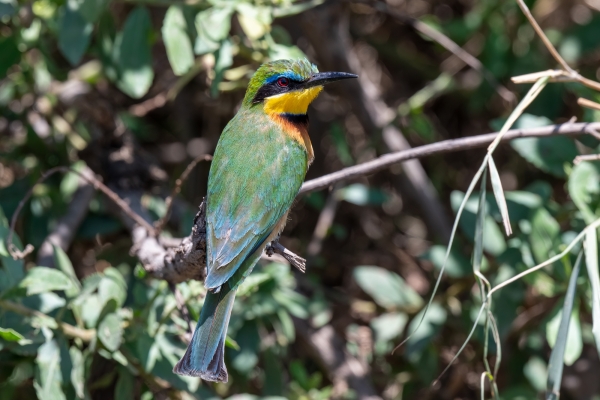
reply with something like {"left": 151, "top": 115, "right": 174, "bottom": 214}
{"left": 276, "top": 77, "right": 289, "bottom": 87}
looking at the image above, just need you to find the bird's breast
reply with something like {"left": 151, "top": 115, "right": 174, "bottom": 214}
{"left": 268, "top": 113, "right": 314, "bottom": 164}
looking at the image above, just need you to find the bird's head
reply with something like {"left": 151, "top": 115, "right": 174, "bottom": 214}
{"left": 242, "top": 59, "right": 357, "bottom": 116}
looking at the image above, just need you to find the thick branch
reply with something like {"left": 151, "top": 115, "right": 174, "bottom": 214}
{"left": 299, "top": 122, "right": 600, "bottom": 195}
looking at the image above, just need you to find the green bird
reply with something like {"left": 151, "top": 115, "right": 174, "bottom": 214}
{"left": 173, "top": 59, "right": 356, "bottom": 382}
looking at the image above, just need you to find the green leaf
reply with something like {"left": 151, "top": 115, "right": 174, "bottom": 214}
{"left": 405, "top": 302, "right": 447, "bottom": 361}
{"left": 98, "top": 313, "right": 123, "bottom": 352}
{"left": 162, "top": 6, "right": 194, "bottom": 76}
{"left": 35, "top": 340, "right": 66, "bottom": 400}
{"left": 353, "top": 266, "right": 423, "bottom": 311}
{"left": 115, "top": 7, "right": 154, "bottom": 98}
{"left": 370, "top": 312, "right": 408, "bottom": 343}
{"left": 585, "top": 229, "right": 600, "bottom": 358}
{"left": 524, "top": 356, "right": 547, "bottom": 392}
{"left": 272, "top": 0, "right": 324, "bottom": 17}
{"left": 488, "top": 157, "right": 512, "bottom": 236}
{"left": 69, "top": 347, "right": 85, "bottom": 399}
{"left": 268, "top": 43, "right": 306, "bottom": 60}
{"left": 194, "top": 7, "right": 232, "bottom": 55}
{"left": 114, "top": 367, "right": 135, "bottom": 400}
{"left": 0, "top": 219, "right": 25, "bottom": 293}
{"left": 236, "top": 3, "right": 271, "bottom": 40}
{"left": 52, "top": 245, "right": 81, "bottom": 297}
{"left": 58, "top": 3, "right": 93, "bottom": 66}
{"left": 20, "top": 267, "right": 75, "bottom": 296}
{"left": 98, "top": 267, "right": 127, "bottom": 308}
{"left": 450, "top": 191, "right": 506, "bottom": 256}
{"left": 473, "top": 169, "right": 486, "bottom": 276}
{"left": 0, "top": 35, "right": 20, "bottom": 79}
{"left": 0, "top": 327, "right": 25, "bottom": 342}
{"left": 335, "top": 184, "right": 387, "bottom": 206}
{"left": 568, "top": 161, "right": 600, "bottom": 224}
{"left": 529, "top": 208, "right": 560, "bottom": 264}
{"left": 510, "top": 114, "right": 578, "bottom": 177}
{"left": 547, "top": 252, "right": 582, "bottom": 399}
{"left": 422, "top": 245, "right": 471, "bottom": 278}
{"left": 78, "top": 0, "right": 110, "bottom": 23}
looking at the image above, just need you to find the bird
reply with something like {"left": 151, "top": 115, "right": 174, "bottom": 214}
{"left": 173, "top": 59, "right": 357, "bottom": 382}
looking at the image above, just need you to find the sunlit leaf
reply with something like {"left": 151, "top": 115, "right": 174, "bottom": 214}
{"left": 0, "top": 327, "right": 25, "bottom": 342}
{"left": 20, "top": 267, "right": 75, "bottom": 296}
{"left": 371, "top": 312, "right": 408, "bottom": 343}
{"left": 510, "top": 114, "right": 577, "bottom": 177}
{"left": 236, "top": 3, "right": 272, "bottom": 40}
{"left": 353, "top": 266, "right": 423, "bottom": 311}
{"left": 569, "top": 161, "right": 600, "bottom": 224}
{"left": 52, "top": 245, "right": 81, "bottom": 297}
{"left": 335, "top": 184, "right": 387, "bottom": 206}
{"left": 529, "top": 208, "right": 560, "bottom": 264}
{"left": 115, "top": 7, "right": 154, "bottom": 98}
{"left": 98, "top": 313, "right": 123, "bottom": 352}
{"left": 35, "top": 340, "right": 66, "bottom": 400}
{"left": 69, "top": 347, "right": 85, "bottom": 399}
{"left": 194, "top": 7, "right": 232, "bottom": 55}
{"left": 162, "top": 6, "right": 194, "bottom": 76}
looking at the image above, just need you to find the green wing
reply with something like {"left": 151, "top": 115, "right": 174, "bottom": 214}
{"left": 204, "top": 111, "right": 307, "bottom": 289}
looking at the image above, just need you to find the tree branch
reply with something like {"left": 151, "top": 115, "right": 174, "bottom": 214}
{"left": 299, "top": 121, "right": 600, "bottom": 195}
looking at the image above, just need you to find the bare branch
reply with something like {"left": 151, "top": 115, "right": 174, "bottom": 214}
{"left": 7, "top": 166, "right": 157, "bottom": 260}
{"left": 356, "top": 0, "right": 514, "bottom": 103}
{"left": 299, "top": 122, "right": 600, "bottom": 195}
{"left": 578, "top": 98, "right": 600, "bottom": 113}
{"left": 515, "top": 0, "right": 600, "bottom": 92}
{"left": 574, "top": 154, "right": 600, "bottom": 165}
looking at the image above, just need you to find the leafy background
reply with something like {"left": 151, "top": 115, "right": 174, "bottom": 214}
{"left": 1, "top": 0, "right": 600, "bottom": 399}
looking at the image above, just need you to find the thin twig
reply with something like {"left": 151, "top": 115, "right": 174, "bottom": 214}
{"left": 355, "top": 0, "right": 515, "bottom": 103}
{"left": 516, "top": 0, "right": 574, "bottom": 73}
{"left": 578, "top": 97, "right": 600, "bottom": 112}
{"left": 574, "top": 154, "right": 600, "bottom": 165}
{"left": 300, "top": 122, "right": 600, "bottom": 195}
{"left": 7, "top": 166, "right": 157, "bottom": 260}
{"left": 37, "top": 166, "right": 96, "bottom": 268}
{"left": 154, "top": 154, "right": 212, "bottom": 233}
{"left": 515, "top": 0, "right": 600, "bottom": 92}
{"left": 0, "top": 300, "right": 96, "bottom": 342}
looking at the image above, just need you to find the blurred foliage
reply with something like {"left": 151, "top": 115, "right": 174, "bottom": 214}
{"left": 2, "top": 0, "right": 600, "bottom": 399}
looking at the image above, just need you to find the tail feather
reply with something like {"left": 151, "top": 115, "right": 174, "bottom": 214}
{"left": 173, "top": 284, "right": 237, "bottom": 382}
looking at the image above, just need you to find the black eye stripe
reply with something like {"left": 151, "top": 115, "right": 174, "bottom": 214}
{"left": 252, "top": 78, "right": 304, "bottom": 103}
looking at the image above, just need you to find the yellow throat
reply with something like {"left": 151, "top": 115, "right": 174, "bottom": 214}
{"left": 263, "top": 86, "right": 323, "bottom": 115}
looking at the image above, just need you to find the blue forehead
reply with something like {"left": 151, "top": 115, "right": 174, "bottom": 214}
{"left": 265, "top": 71, "right": 307, "bottom": 84}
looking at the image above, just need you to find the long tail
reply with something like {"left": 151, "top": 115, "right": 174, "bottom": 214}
{"left": 173, "top": 283, "right": 237, "bottom": 382}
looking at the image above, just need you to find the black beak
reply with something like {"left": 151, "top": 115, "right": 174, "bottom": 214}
{"left": 304, "top": 71, "right": 358, "bottom": 88}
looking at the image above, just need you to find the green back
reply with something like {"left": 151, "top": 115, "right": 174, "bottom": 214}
{"left": 204, "top": 108, "right": 308, "bottom": 289}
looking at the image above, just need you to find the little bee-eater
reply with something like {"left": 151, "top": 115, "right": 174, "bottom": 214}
{"left": 173, "top": 59, "right": 357, "bottom": 382}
